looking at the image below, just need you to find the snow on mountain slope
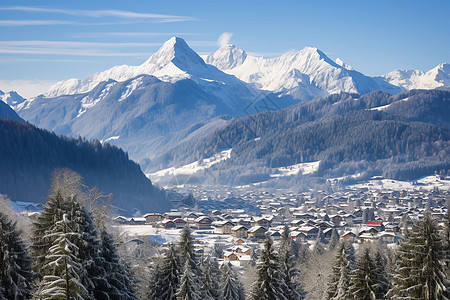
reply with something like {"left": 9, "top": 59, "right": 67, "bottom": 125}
{"left": 383, "top": 63, "right": 450, "bottom": 90}
{"left": 44, "top": 37, "right": 255, "bottom": 110}
{"left": 206, "top": 44, "right": 401, "bottom": 100}
{"left": 148, "top": 148, "right": 232, "bottom": 180}
{"left": 0, "top": 90, "right": 26, "bottom": 108}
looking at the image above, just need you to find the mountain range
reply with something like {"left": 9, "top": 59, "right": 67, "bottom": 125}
{"left": 2, "top": 37, "right": 450, "bottom": 190}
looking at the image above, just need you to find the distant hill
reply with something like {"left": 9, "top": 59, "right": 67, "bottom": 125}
{"left": 150, "top": 89, "right": 450, "bottom": 186}
{"left": 0, "top": 118, "right": 171, "bottom": 213}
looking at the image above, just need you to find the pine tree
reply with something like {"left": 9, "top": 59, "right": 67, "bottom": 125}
{"left": 279, "top": 225, "right": 303, "bottom": 299}
{"left": 178, "top": 226, "right": 195, "bottom": 265}
{"left": 0, "top": 212, "right": 34, "bottom": 300}
{"left": 220, "top": 263, "right": 245, "bottom": 300}
{"left": 313, "top": 228, "right": 326, "bottom": 255}
{"left": 327, "top": 241, "right": 355, "bottom": 300}
{"left": 328, "top": 228, "right": 340, "bottom": 251}
{"left": 176, "top": 260, "right": 201, "bottom": 300}
{"left": 200, "top": 256, "right": 220, "bottom": 299}
{"left": 349, "top": 248, "right": 378, "bottom": 300}
{"left": 248, "top": 237, "right": 288, "bottom": 300}
{"left": 372, "top": 250, "right": 390, "bottom": 299}
{"left": 34, "top": 214, "right": 88, "bottom": 300}
{"left": 389, "top": 211, "right": 449, "bottom": 300}
{"left": 31, "top": 191, "right": 66, "bottom": 276}
{"left": 98, "top": 230, "right": 137, "bottom": 300}
{"left": 150, "top": 243, "right": 181, "bottom": 300}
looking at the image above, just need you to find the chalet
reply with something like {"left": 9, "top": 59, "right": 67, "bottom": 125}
{"left": 143, "top": 213, "right": 163, "bottom": 224}
{"left": 253, "top": 217, "right": 271, "bottom": 228}
{"left": 195, "top": 216, "right": 212, "bottom": 229}
{"left": 248, "top": 226, "right": 268, "bottom": 239}
{"left": 316, "top": 221, "right": 334, "bottom": 229}
{"left": 366, "top": 221, "right": 385, "bottom": 231}
{"left": 291, "top": 231, "right": 307, "bottom": 242}
{"left": 231, "top": 245, "right": 252, "bottom": 255}
{"left": 298, "top": 226, "right": 319, "bottom": 240}
{"left": 173, "top": 218, "right": 187, "bottom": 228}
{"left": 163, "top": 211, "right": 182, "bottom": 220}
{"left": 214, "top": 221, "right": 235, "bottom": 234}
{"left": 268, "top": 231, "right": 281, "bottom": 240}
{"left": 342, "top": 231, "right": 357, "bottom": 243}
{"left": 234, "top": 239, "right": 246, "bottom": 244}
{"left": 162, "top": 219, "right": 176, "bottom": 229}
{"left": 231, "top": 225, "right": 249, "bottom": 238}
{"left": 223, "top": 251, "right": 252, "bottom": 267}
{"left": 129, "top": 217, "right": 146, "bottom": 225}
{"left": 113, "top": 216, "right": 129, "bottom": 224}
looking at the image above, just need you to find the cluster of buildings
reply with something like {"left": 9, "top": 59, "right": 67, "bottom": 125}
{"left": 115, "top": 176, "right": 449, "bottom": 267}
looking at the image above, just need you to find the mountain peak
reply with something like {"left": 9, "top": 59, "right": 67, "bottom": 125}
{"left": 0, "top": 90, "right": 26, "bottom": 107}
{"left": 206, "top": 43, "right": 247, "bottom": 70}
{"left": 143, "top": 36, "right": 206, "bottom": 72}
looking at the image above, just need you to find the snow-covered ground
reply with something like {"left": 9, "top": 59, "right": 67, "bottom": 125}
{"left": 148, "top": 149, "right": 232, "bottom": 181}
{"left": 270, "top": 161, "right": 320, "bottom": 178}
{"left": 117, "top": 225, "right": 234, "bottom": 248}
{"left": 347, "top": 175, "right": 450, "bottom": 191}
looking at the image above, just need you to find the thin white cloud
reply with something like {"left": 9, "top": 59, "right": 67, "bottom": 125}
{"left": 0, "top": 40, "right": 159, "bottom": 57}
{"left": 0, "top": 6, "right": 195, "bottom": 22}
{"left": 217, "top": 32, "right": 233, "bottom": 47}
{"left": 73, "top": 32, "right": 202, "bottom": 38}
{"left": 0, "top": 79, "right": 56, "bottom": 98}
{"left": 0, "top": 20, "right": 75, "bottom": 26}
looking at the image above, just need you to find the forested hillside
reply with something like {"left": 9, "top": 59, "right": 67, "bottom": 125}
{"left": 0, "top": 118, "right": 170, "bottom": 212}
{"left": 152, "top": 89, "right": 450, "bottom": 185}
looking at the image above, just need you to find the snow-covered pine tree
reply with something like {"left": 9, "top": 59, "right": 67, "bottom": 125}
{"left": 248, "top": 237, "right": 288, "bottom": 300}
{"left": 176, "top": 260, "right": 201, "bottom": 300}
{"left": 34, "top": 214, "right": 88, "bottom": 300}
{"left": 149, "top": 243, "right": 181, "bottom": 300}
{"left": 220, "top": 263, "right": 245, "bottom": 300}
{"left": 178, "top": 226, "right": 195, "bottom": 264}
{"left": 326, "top": 241, "right": 355, "bottom": 300}
{"left": 349, "top": 248, "right": 378, "bottom": 300}
{"left": 70, "top": 201, "right": 110, "bottom": 299}
{"left": 0, "top": 211, "right": 34, "bottom": 300}
{"left": 389, "top": 211, "right": 449, "bottom": 300}
{"left": 313, "top": 228, "right": 325, "bottom": 255}
{"left": 98, "top": 229, "right": 137, "bottom": 300}
{"left": 279, "top": 225, "right": 303, "bottom": 299}
{"left": 328, "top": 228, "right": 340, "bottom": 251}
{"left": 200, "top": 256, "right": 221, "bottom": 299}
{"left": 31, "top": 191, "right": 66, "bottom": 275}
{"left": 372, "top": 250, "right": 390, "bottom": 299}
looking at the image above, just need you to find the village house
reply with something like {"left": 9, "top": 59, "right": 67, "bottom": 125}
{"left": 143, "top": 213, "right": 163, "bottom": 224}
{"left": 195, "top": 216, "right": 212, "bottom": 229}
{"left": 231, "top": 225, "right": 249, "bottom": 238}
{"left": 248, "top": 226, "right": 268, "bottom": 239}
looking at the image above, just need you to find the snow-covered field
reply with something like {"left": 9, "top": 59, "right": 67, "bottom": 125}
{"left": 117, "top": 225, "right": 234, "bottom": 248}
{"left": 148, "top": 149, "right": 232, "bottom": 181}
{"left": 347, "top": 175, "right": 450, "bottom": 191}
{"left": 270, "top": 161, "right": 320, "bottom": 178}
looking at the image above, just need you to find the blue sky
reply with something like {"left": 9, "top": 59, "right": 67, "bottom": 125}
{"left": 0, "top": 0, "right": 449, "bottom": 97}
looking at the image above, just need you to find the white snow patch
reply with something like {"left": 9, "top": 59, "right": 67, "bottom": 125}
{"left": 77, "top": 82, "right": 115, "bottom": 117}
{"left": 270, "top": 161, "right": 320, "bottom": 178}
{"left": 148, "top": 149, "right": 232, "bottom": 179}
{"left": 348, "top": 175, "right": 450, "bottom": 192}
{"left": 370, "top": 97, "right": 410, "bottom": 111}
{"left": 118, "top": 77, "right": 144, "bottom": 102}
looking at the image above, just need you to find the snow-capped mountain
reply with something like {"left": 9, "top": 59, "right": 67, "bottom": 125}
{"left": 44, "top": 37, "right": 255, "bottom": 111}
{"left": 205, "top": 44, "right": 402, "bottom": 100}
{"left": 17, "top": 38, "right": 266, "bottom": 170}
{"left": 382, "top": 63, "right": 450, "bottom": 91}
{"left": 0, "top": 90, "right": 26, "bottom": 108}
